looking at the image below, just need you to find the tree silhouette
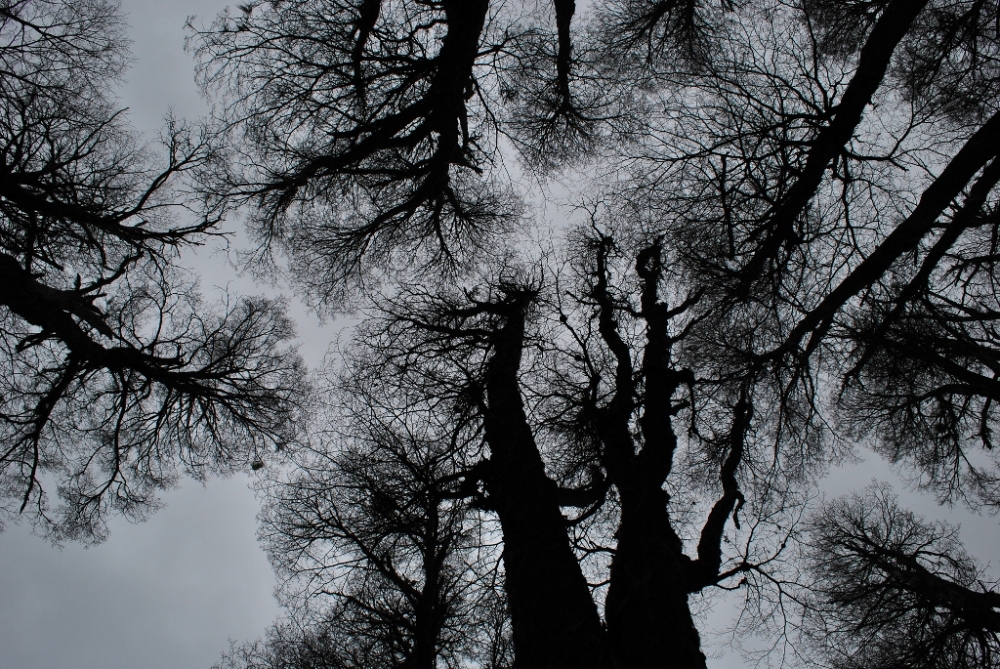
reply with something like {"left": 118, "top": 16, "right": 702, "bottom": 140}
{"left": 183, "top": 0, "right": 1000, "bottom": 667}
{"left": 802, "top": 486, "right": 1000, "bottom": 669}
{"left": 0, "top": 0, "right": 305, "bottom": 541}
{"left": 216, "top": 357, "right": 512, "bottom": 669}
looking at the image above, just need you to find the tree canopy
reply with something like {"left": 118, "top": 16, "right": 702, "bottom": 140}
{"left": 190, "top": 0, "right": 1000, "bottom": 666}
{"left": 3, "top": 0, "right": 1000, "bottom": 667}
{"left": 0, "top": 0, "right": 305, "bottom": 542}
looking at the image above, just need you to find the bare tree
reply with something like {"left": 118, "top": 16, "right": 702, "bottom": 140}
{"left": 214, "top": 620, "right": 348, "bottom": 669}
{"left": 218, "top": 357, "right": 511, "bottom": 669}
{"left": 0, "top": 0, "right": 305, "bottom": 541}
{"left": 194, "top": 0, "right": 1000, "bottom": 668}
{"left": 314, "top": 239, "right": 813, "bottom": 669}
{"left": 189, "top": 0, "right": 525, "bottom": 304}
{"left": 187, "top": 0, "right": 655, "bottom": 305}
{"left": 802, "top": 486, "right": 1000, "bottom": 669}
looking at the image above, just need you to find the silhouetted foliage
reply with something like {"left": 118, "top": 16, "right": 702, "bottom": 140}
{"left": 216, "top": 357, "right": 512, "bottom": 669}
{"left": 190, "top": 0, "right": 521, "bottom": 305}
{"left": 0, "top": 0, "right": 305, "bottom": 541}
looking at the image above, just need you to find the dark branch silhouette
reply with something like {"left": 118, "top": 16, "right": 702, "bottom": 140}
{"left": 187, "top": 1, "right": 1000, "bottom": 668}
{"left": 0, "top": 0, "right": 305, "bottom": 541}
{"left": 803, "top": 486, "right": 1000, "bottom": 669}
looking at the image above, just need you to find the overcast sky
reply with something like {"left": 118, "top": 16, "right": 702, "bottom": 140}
{"left": 0, "top": 3, "right": 998, "bottom": 669}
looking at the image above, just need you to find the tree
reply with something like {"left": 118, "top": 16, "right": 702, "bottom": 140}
{"left": 216, "top": 357, "right": 512, "bottom": 669}
{"left": 191, "top": 0, "right": 1000, "bottom": 668}
{"left": 801, "top": 486, "right": 1000, "bottom": 669}
{"left": 0, "top": 0, "right": 305, "bottom": 542}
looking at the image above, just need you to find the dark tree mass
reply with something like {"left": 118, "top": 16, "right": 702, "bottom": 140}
{"left": 191, "top": 0, "right": 1000, "bottom": 667}
{"left": 0, "top": 0, "right": 304, "bottom": 541}
{"left": 4, "top": 0, "right": 1000, "bottom": 667}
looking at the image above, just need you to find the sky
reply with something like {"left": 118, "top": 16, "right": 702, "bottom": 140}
{"left": 0, "top": 2, "right": 998, "bottom": 669}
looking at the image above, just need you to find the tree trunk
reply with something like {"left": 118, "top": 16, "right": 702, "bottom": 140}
{"left": 483, "top": 297, "right": 608, "bottom": 669}
{"left": 606, "top": 492, "right": 706, "bottom": 669}
{"left": 602, "top": 242, "right": 706, "bottom": 669}
{"left": 410, "top": 499, "right": 443, "bottom": 669}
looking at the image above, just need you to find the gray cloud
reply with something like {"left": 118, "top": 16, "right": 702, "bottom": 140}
{"left": 0, "top": 477, "right": 279, "bottom": 669}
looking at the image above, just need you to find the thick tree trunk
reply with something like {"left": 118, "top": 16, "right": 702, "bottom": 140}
{"left": 600, "top": 242, "right": 706, "bottom": 669}
{"left": 410, "top": 590, "right": 440, "bottom": 669}
{"left": 483, "top": 298, "right": 608, "bottom": 669}
{"left": 410, "top": 501, "right": 443, "bottom": 669}
{"left": 605, "top": 493, "right": 706, "bottom": 669}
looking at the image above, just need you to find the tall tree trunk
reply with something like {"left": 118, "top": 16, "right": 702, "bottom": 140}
{"left": 607, "top": 494, "right": 706, "bottom": 669}
{"left": 411, "top": 499, "right": 443, "bottom": 669}
{"left": 599, "top": 241, "right": 707, "bottom": 668}
{"left": 483, "top": 295, "right": 608, "bottom": 669}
